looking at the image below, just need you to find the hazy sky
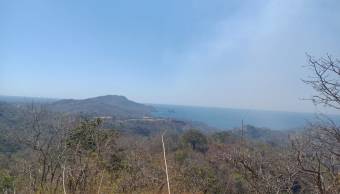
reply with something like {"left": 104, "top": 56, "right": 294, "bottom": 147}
{"left": 1, "top": 0, "right": 340, "bottom": 113}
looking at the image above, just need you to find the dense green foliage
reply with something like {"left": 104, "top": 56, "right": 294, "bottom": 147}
{"left": 181, "top": 129, "right": 208, "bottom": 152}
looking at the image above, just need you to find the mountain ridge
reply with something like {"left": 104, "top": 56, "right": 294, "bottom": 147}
{"left": 49, "top": 95, "right": 154, "bottom": 118}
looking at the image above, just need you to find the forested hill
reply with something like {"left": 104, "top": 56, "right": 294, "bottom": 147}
{"left": 48, "top": 95, "right": 155, "bottom": 118}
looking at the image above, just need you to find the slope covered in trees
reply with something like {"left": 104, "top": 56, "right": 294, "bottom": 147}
{"left": 0, "top": 55, "right": 340, "bottom": 193}
{"left": 49, "top": 95, "right": 155, "bottom": 118}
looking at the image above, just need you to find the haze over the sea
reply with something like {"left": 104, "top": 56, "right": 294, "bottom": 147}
{"left": 153, "top": 104, "right": 340, "bottom": 130}
{"left": 1, "top": 0, "right": 340, "bottom": 114}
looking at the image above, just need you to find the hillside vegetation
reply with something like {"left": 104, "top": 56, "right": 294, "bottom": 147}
{"left": 0, "top": 55, "right": 339, "bottom": 194}
{"left": 49, "top": 95, "right": 155, "bottom": 118}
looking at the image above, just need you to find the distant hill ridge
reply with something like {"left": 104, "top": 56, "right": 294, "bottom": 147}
{"left": 49, "top": 95, "right": 154, "bottom": 118}
{"left": 0, "top": 95, "right": 57, "bottom": 103}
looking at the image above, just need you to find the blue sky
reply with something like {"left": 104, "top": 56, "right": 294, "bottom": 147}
{"left": 1, "top": 0, "right": 340, "bottom": 113}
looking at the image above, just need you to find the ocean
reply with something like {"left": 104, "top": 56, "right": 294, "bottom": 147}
{"left": 152, "top": 104, "right": 339, "bottom": 130}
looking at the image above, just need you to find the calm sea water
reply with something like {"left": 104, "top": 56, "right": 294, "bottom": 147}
{"left": 152, "top": 104, "right": 339, "bottom": 130}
